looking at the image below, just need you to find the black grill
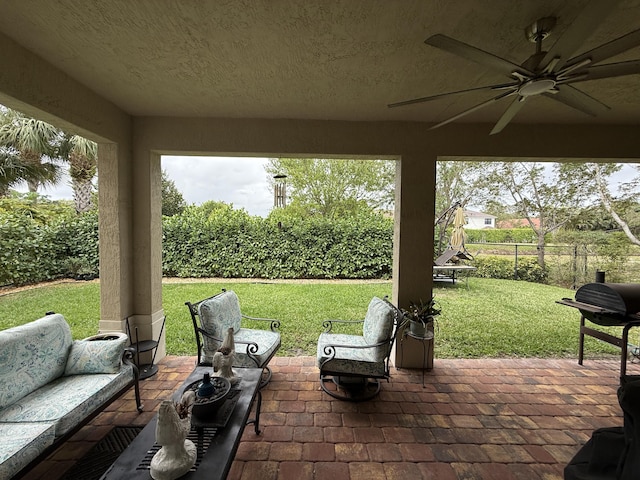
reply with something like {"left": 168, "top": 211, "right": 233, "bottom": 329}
{"left": 558, "top": 282, "right": 640, "bottom": 378}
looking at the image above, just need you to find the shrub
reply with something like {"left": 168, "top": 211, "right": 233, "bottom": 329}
{"left": 472, "top": 255, "right": 548, "bottom": 283}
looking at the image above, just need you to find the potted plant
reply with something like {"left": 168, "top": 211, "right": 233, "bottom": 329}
{"left": 402, "top": 297, "right": 440, "bottom": 338}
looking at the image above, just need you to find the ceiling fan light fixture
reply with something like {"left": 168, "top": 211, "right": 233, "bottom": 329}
{"left": 518, "top": 78, "right": 557, "bottom": 96}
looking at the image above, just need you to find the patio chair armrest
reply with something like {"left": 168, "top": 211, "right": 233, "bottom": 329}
{"left": 196, "top": 327, "right": 224, "bottom": 344}
{"left": 232, "top": 338, "right": 260, "bottom": 355}
{"left": 322, "top": 319, "right": 364, "bottom": 333}
{"left": 197, "top": 328, "right": 261, "bottom": 365}
{"left": 321, "top": 339, "right": 387, "bottom": 357}
{"left": 242, "top": 314, "right": 281, "bottom": 331}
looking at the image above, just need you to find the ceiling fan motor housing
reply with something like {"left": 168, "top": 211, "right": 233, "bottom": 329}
{"left": 518, "top": 78, "right": 557, "bottom": 97}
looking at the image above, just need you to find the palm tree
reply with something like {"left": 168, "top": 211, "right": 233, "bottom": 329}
{"left": 60, "top": 134, "right": 97, "bottom": 213}
{"left": 0, "top": 149, "right": 60, "bottom": 197}
{"left": 0, "top": 108, "right": 62, "bottom": 193}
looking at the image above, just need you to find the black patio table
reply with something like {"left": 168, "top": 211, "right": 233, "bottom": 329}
{"left": 100, "top": 366, "right": 262, "bottom": 480}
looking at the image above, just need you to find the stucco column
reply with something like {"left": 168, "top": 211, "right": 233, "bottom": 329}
{"left": 129, "top": 150, "right": 166, "bottom": 361}
{"left": 392, "top": 151, "right": 436, "bottom": 368}
{"left": 98, "top": 143, "right": 134, "bottom": 331}
{"left": 98, "top": 143, "right": 165, "bottom": 362}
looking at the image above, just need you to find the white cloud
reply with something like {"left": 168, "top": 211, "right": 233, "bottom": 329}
{"left": 17, "top": 156, "right": 275, "bottom": 217}
{"left": 161, "top": 156, "right": 273, "bottom": 217}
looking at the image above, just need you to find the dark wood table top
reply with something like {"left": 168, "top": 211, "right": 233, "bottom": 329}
{"left": 100, "top": 366, "right": 262, "bottom": 480}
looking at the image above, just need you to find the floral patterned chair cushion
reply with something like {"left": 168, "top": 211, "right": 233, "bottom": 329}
{"left": 316, "top": 333, "right": 387, "bottom": 377}
{"left": 316, "top": 297, "right": 401, "bottom": 401}
{"left": 194, "top": 290, "right": 281, "bottom": 368}
{"left": 233, "top": 329, "right": 281, "bottom": 368}
{"left": 361, "top": 297, "right": 395, "bottom": 361}
{"left": 198, "top": 290, "right": 243, "bottom": 354}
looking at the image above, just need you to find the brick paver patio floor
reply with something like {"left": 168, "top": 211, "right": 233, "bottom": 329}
{"left": 24, "top": 355, "right": 634, "bottom": 480}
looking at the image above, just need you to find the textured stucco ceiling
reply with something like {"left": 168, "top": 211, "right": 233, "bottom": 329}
{"left": 1, "top": 0, "right": 640, "bottom": 129}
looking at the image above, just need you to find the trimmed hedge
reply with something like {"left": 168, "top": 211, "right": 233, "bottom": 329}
{"left": 466, "top": 228, "right": 539, "bottom": 244}
{"left": 4, "top": 206, "right": 631, "bottom": 287}
{"left": 162, "top": 209, "right": 392, "bottom": 279}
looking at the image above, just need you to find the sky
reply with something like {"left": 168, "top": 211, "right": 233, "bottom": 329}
{"left": 34, "top": 156, "right": 275, "bottom": 217}
{"left": 26, "top": 158, "right": 639, "bottom": 216}
{"left": 162, "top": 156, "right": 273, "bottom": 217}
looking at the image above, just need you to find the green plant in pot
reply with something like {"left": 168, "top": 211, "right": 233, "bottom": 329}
{"left": 402, "top": 298, "right": 440, "bottom": 339}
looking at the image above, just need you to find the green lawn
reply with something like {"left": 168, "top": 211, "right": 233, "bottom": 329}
{"left": 0, "top": 278, "right": 622, "bottom": 358}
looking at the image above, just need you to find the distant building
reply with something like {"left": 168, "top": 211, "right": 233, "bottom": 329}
{"left": 464, "top": 210, "right": 496, "bottom": 229}
{"left": 497, "top": 218, "right": 541, "bottom": 229}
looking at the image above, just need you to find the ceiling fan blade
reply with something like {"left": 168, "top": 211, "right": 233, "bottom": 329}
{"left": 429, "top": 90, "right": 517, "bottom": 130}
{"left": 564, "top": 28, "right": 640, "bottom": 68}
{"left": 425, "top": 34, "right": 533, "bottom": 77}
{"left": 540, "top": 0, "right": 623, "bottom": 72}
{"left": 388, "top": 82, "right": 518, "bottom": 108}
{"left": 490, "top": 97, "right": 527, "bottom": 135}
{"left": 575, "top": 60, "right": 640, "bottom": 81}
{"left": 544, "top": 85, "right": 610, "bottom": 116}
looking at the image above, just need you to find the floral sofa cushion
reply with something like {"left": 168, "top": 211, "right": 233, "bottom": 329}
{"left": 0, "top": 423, "right": 56, "bottom": 480}
{"left": 64, "top": 333, "right": 128, "bottom": 376}
{"left": 0, "top": 314, "right": 139, "bottom": 479}
{"left": 0, "top": 365, "right": 134, "bottom": 437}
{"left": 0, "top": 314, "right": 72, "bottom": 410}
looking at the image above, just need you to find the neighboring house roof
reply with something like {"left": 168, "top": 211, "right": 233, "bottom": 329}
{"left": 464, "top": 210, "right": 496, "bottom": 220}
{"left": 497, "top": 218, "right": 541, "bottom": 229}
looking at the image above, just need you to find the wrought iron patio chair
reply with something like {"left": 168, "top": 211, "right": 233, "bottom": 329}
{"left": 316, "top": 296, "right": 405, "bottom": 401}
{"left": 185, "top": 289, "right": 281, "bottom": 388}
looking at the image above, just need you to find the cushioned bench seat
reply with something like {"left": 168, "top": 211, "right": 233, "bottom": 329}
{"left": 0, "top": 423, "right": 55, "bottom": 480}
{"left": 0, "top": 366, "right": 135, "bottom": 437}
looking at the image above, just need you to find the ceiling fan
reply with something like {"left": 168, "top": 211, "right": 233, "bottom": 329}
{"left": 388, "top": 0, "right": 640, "bottom": 134}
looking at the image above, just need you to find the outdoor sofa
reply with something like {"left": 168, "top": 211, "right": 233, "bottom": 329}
{"left": 0, "top": 313, "right": 141, "bottom": 479}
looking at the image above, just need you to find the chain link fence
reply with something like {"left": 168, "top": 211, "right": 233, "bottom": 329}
{"left": 466, "top": 242, "right": 640, "bottom": 289}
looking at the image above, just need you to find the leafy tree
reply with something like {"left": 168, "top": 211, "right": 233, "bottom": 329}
{"left": 161, "top": 170, "right": 187, "bottom": 216}
{"left": 566, "top": 204, "right": 621, "bottom": 232}
{"left": 562, "top": 163, "right": 640, "bottom": 245}
{"left": 435, "top": 160, "right": 488, "bottom": 251}
{"left": 194, "top": 200, "right": 238, "bottom": 218}
{"left": 0, "top": 191, "right": 74, "bottom": 223}
{"left": 0, "top": 108, "right": 63, "bottom": 193}
{"left": 265, "top": 158, "right": 395, "bottom": 219}
{"left": 435, "top": 160, "right": 487, "bottom": 215}
{"left": 481, "top": 162, "right": 585, "bottom": 267}
{"left": 59, "top": 134, "right": 98, "bottom": 213}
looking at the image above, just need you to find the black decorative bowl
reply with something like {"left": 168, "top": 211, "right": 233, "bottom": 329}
{"left": 183, "top": 376, "right": 232, "bottom": 420}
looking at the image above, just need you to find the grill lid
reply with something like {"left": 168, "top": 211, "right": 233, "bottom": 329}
{"left": 574, "top": 283, "right": 640, "bottom": 324}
